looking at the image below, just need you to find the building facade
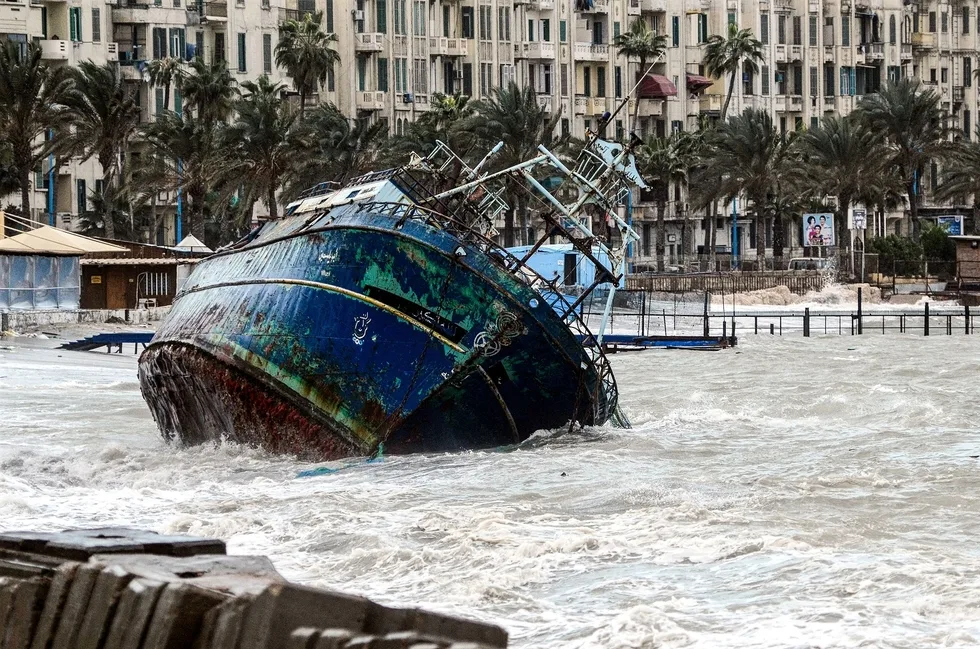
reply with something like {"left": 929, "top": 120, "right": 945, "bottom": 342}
{"left": 0, "top": 0, "right": 975, "bottom": 260}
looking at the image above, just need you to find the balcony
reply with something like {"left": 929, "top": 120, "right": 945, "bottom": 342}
{"left": 636, "top": 97, "right": 663, "bottom": 117}
{"left": 866, "top": 41, "right": 884, "bottom": 60}
{"left": 590, "top": 97, "right": 608, "bottom": 114}
{"left": 39, "top": 39, "right": 71, "bottom": 61}
{"left": 774, "top": 44, "right": 787, "bottom": 63}
{"left": 790, "top": 44, "right": 802, "bottom": 60}
{"left": 823, "top": 45, "right": 834, "bottom": 63}
{"left": 574, "top": 95, "right": 588, "bottom": 114}
{"left": 530, "top": 0, "right": 553, "bottom": 8}
{"left": 789, "top": 94, "right": 803, "bottom": 110}
{"left": 775, "top": 95, "right": 787, "bottom": 111}
{"left": 823, "top": 95, "right": 835, "bottom": 110}
{"left": 641, "top": 0, "right": 665, "bottom": 10}
{"left": 355, "top": 32, "right": 384, "bottom": 52}
{"left": 356, "top": 90, "right": 385, "bottom": 111}
{"left": 106, "top": 42, "right": 119, "bottom": 57}
{"left": 515, "top": 41, "right": 555, "bottom": 59}
{"left": 580, "top": 0, "right": 608, "bottom": 12}
{"left": 954, "top": 85, "right": 965, "bottom": 103}
{"left": 699, "top": 94, "right": 722, "bottom": 114}
{"left": 536, "top": 94, "right": 552, "bottom": 112}
{"left": 627, "top": 0, "right": 640, "bottom": 15}
{"left": 911, "top": 32, "right": 935, "bottom": 49}
{"left": 574, "top": 42, "right": 609, "bottom": 61}
{"left": 900, "top": 42, "right": 912, "bottom": 59}
{"left": 194, "top": 1, "right": 227, "bottom": 21}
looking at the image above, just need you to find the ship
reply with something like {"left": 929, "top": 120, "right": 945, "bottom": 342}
{"left": 138, "top": 132, "right": 646, "bottom": 460}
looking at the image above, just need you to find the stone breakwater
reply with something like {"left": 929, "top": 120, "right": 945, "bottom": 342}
{"left": 0, "top": 528, "right": 507, "bottom": 649}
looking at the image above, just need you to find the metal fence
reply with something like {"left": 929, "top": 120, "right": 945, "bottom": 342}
{"left": 626, "top": 271, "right": 827, "bottom": 296}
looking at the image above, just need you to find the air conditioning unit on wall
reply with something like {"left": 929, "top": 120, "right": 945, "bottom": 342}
{"left": 352, "top": 9, "right": 364, "bottom": 20}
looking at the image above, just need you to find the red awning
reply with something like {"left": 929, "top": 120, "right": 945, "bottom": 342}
{"left": 636, "top": 73, "right": 678, "bottom": 99}
{"left": 686, "top": 73, "right": 713, "bottom": 92}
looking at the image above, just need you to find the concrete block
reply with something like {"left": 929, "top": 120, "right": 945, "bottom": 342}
{"left": 102, "top": 579, "right": 166, "bottom": 649}
{"left": 370, "top": 632, "right": 431, "bottom": 649}
{"left": 363, "top": 604, "right": 409, "bottom": 636}
{"left": 286, "top": 628, "right": 321, "bottom": 649}
{"left": 0, "top": 533, "right": 55, "bottom": 554}
{"left": 140, "top": 582, "right": 228, "bottom": 649}
{"left": 2, "top": 577, "right": 50, "bottom": 649}
{"left": 0, "top": 578, "right": 18, "bottom": 636}
{"left": 404, "top": 610, "right": 507, "bottom": 648}
{"left": 28, "top": 562, "right": 80, "bottom": 649}
{"left": 193, "top": 592, "right": 252, "bottom": 649}
{"left": 339, "top": 637, "right": 373, "bottom": 649}
{"left": 75, "top": 565, "right": 134, "bottom": 649}
{"left": 0, "top": 529, "right": 225, "bottom": 562}
{"left": 406, "top": 644, "right": 442, "bottom": 649}
{"left": 89, "top": 554, "right": 283, "bottom": 597}
{"left": 311, "top": 629, "right": 355, "bottom": 649}
{"left": 237, "top": 584, "right": 372, "bottom": 649}
{"left": 48, "top": 563, "right": 103, "bottom": 649}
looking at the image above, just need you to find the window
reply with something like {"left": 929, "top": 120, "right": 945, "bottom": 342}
{"left": 500, "top": 63, "right": 514, "bottom": 86}
{"left": 377, "top": 0, "right": 386, "bottom": 32}
{"left": 825, "top": 64, "right": 834, "bottom": 95}
{"left": 327, "top": 67, "right": 335, "bottom": 92}
{"left": 743, "top": 69, "right": 753, "bottom": 94}
{"left": 928, "top": 11, "right": 936, "bottom": 32}
{"left": 413, "top": 1, "right": 426, "bottom": 36}
{"left": 965, "top": 6, "right": 971, "bottom": 34}
{"left": 155, "top": 88, "right": 165, "bottom": 113}
{"left": 498, "top": 7, "right": 510, "bottom": 41}
{"left": 672, "top": 16, "right": 679, "bottom": 46}
{"left": 966, "top": 57, "right": 972, "bottom": 87}
{"left": 357, "top": 57, "right": 366, "bottom": 91}
{"left": 793, "top": 16, "right": 801, "bottom": 45}
{"left": 583, "top": 66, "right": 591, "bottom": 96}
{"left": 671, "top": 120, "right": 683, "bottom": 133}
{"left": 152, "top": 28, "right": 167, "bottom": 59}
{"left": 263, "top": 34, "right": 272, "bottom": 73}
{"left": 69, "top": 7, "right": 82, "bottom": 42}
{"left": 479, "top": 62, "right": 491, "bottom": 95}
{"left": 793, "top": 65, "right": 802, "bottom": 94}
{"left": 326, "top": 0, "right": 334, "bottom": 31}
{"left": 461, "top": 7, "right": 473, "bottom": 38}
{"left": 941, "top": 11, "right": 948, "bottom": 33}
{"left": 462, "top": 62, "right": 472, "bottom": 95}
{"left": 169, "top": 28, "right": 185, "bottom": 58}
{"left": 941, "top": 67, "right": 948, "bottom": 83}
{"left": 561, "top": 64, "right": 568, "bottom": 95}
{"left": 597, "top": 66, "right": 605, "bottom": 97}
{"left": 237, "top": 33, "right": 246, "bottom": 72}
{"left": 824, "top": 17, "right": 834, "bottom": 46}
{"left": 887, "top": 65, "right": 900, "bottom": 83}
{"left": 761, "top": 65, "right": 770, "bottom": 94}
{"left": 91, "top": 8, "right": 100, "bottom": 43}
{"left": 561, "top": 118, "right": 569, "bottom": 136}
{"left": 394, "top": 58, "right": 405, "bottom": 92}
{"left": 615, "top": 66, "right": 622, "bottom": 97}
{"left": 728, "top": 11, "right": 736, "bottom": 26}
{"left": 542, "top": 63, "right": 551, "bottom": 93}
{"left": 890, "top": 15, "right": 896, "bottom": 43}
{"left": 592, "top": 21, "right": 603, "bottom": 44}
{"left": 560, "top": 20, "right": 566, "bottom": 42}
{"left": 378, "top": 57, "right": 388, "bottom": 91}
{"left": 841, "top": 15, "right": 849, "bottom": 46}
{"left": 443, "top": 6, "right": 450, "bottom": 37}
{"left": 613, "top": 21, "right": 620, "bottom": 39}
{"left": 76, "top": 179, "right": 86, "bottom": 214}
{"left": 809, "top": 14, "right": 817, "bottom": 45}
{"left": 527, "top": 19, "right": 534, "bottom": 41}
{"left": 840, "top": 66, "right": 854, "bottom": 95}
{"left": 479, "top": 5, "right": 491, "bottom": 40}
{"left": 142, "top": 273, "right": 170, "bottom": 297}
{"left": 778, "top": 15, "right": 786, "bottom": 44}
{"left": 542, "top": 18, "right": 550, "bottom": 42}
{"left": 966, "top": 109, "right": 972, "bottom": 140}
{"left": 809, "top": 66, "right": 817, "bottom": 96}
{"left": 761, "top": 14, "right": 769, "bottom": 44}
{"left": 930, "top": 67, "right": 937, "bottom": 83}
{"left": 214, "top": 32, "right": 225, "bottom": 63}
{"left": 414, "top": 58, "right": 427, "bottom": 93}
{"left": 697, "top": 14, "right": 708, "bottom": 42}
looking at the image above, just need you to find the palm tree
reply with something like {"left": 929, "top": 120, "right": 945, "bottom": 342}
{"left": 704, "top": 108, "right": 793, "bottom": 269}
{"left": 225, "top": 75, "right": 298, "bottom": 221}
{"left": 275, "top": 11, "right": 340, "bottom": 121}
{"left": 384, "top": 92, "right": 474, "bottom": 167}
{"left": 855, "top": 78, "right": 950, "bottom": 236}
{"left": 801, "top": 114, "right": 897, "bottom": 248}
{"left": 146, "top": 57, "right": 186, "bottom": 114}
{"left": 702, "top": 24, "right": 764, "bottom": 121}
{"left": 181, "top": 56, "right": 237, "bottom": 127}
{"left": 60, "top": 61, "right": 142, "bottom": 239}
{"left": 614, "top": 19, "right": 668, "bottom": 132}
{"left": 461, "top": 82, "right": 565, "bottom": 246}
{"left": 935, "top": 138, "right": 980, "bottom": 233}
{"left": 140, "top": 111, "right": 230, "bottom": 239}
{"left": 0, "top": 43, "right": 73, "bottom": 221}
{"left": 637, "top": 132, "right": 697, "bottom": 271}
{"left": 284, "top": 103, "right": 388, "bottom": 199}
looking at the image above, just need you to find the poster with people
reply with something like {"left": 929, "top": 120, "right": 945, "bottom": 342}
{"left": 802, "top": 213, "right": 835, "bottom": 247}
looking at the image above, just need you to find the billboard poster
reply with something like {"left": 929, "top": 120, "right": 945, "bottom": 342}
{"left": 936, "top": 216, "right": 963, "bottom": 236}
{"left": 803, "top": 213, "right": 834, "bottom": 247}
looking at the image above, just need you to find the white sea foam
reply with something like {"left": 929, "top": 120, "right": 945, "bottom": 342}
{"left": 2, "top": 336, "right": 980, "bottom": 648}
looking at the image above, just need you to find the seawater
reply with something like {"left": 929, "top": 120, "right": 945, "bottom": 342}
{"left": 1, "top": 332, "right": 979, "bottom": 648}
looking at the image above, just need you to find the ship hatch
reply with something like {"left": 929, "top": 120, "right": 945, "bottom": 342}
{"left": 363, "top": 286, "right": 467, "bottom": 343}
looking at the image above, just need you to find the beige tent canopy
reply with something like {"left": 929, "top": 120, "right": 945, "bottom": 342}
{"left": 0, "top": 225, "right": 127, "bottom": 254}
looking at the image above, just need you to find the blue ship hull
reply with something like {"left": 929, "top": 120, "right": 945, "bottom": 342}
{"left": 139, "top": 205, "right": 616, "bottom": 459}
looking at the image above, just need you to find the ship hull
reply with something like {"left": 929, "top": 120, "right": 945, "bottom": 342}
{"left": 139, "top": 208, "right": 611, "bottom": 459}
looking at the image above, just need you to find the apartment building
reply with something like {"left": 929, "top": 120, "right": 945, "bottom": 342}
{"left": 0, "top": 0, "right": 975, "bottom": 255}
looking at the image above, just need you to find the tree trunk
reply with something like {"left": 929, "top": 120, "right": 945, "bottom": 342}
{"left": 299, "top": 88, "right": 307, "bottom": 122}
{"left": 164, "top": 83, "right": 171, "bottom": 114}
{"left": 631, "top": 57, "right": 645, "bottom": 135}
{"left": 755, "top": 206, "right": 766, "bottom": 270}
{"left": 721, "top": 69, "right": 737, "bottom": 121}
{"left": 907, "top": 177, "right": 919, "bottom": 238}
{"left": 149, "top": 194, "right": 159, "bottom": 244}
{"left": 772, "top": 214, "right": 784, "bottom": 265}
{"left": 656, "top": 200, "right": 666, "bottom": 272}
{"left": 680, "top": 208, "right": 689, "bottom": 269}
{"left": 267, "top": 180, "right": 278, "bottom": 220}
{"left": 19, "top": 168, "right": 30, "bottom": 225}
{"left": 190, "top": 187, "right": 205, "bottom": 237}
{"left": 708, "top": 200, "right": 718, "bottom": 271}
